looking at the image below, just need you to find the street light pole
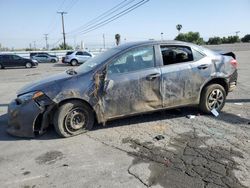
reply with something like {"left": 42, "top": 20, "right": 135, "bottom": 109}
{"left": 57, "top": 11, "right": 67, "bottom": 50}
{"left": 44, "top": 34, "right": 48, "bottom": 50}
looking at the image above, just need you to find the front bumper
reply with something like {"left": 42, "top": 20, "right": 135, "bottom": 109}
{"left": 7, "top": 99, "right": 44, "bottom": 138}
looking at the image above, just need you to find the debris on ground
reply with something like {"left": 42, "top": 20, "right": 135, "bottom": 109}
{"left": 154, "top": 135, "right": 165, "bottom": 141}
{"left": 186, "top": 115, "right": 196, "bottom": 119}
{"left": 211, "top": 109, "right": 219, "bottom": 117}
{"left": 234, "top": 103, "right": 243, "bottom": 106}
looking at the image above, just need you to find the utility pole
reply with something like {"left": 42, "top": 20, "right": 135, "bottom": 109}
{"left": 103, "top": 33, "right": 105, "bottom": 49}
{"left": 161, "top": 32, "right": 164, "bottom": 40}
{"left": 57, "top": 11, "right": 67, "bottom": 50}
{"left": 235, "top": 31, "right": 240, "bottom": 37}
{"left": 44, "top": 34, "right": 48, "bottom": 50}
{"left": 33, "top": 41, "right": 36, "bottom": 50}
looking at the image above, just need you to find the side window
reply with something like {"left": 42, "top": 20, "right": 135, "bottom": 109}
{"left": 160, "top": 46, "right": 193, "bottom": 66}
{"left": 3, "top": 55, "right": 10, "bottom": 60}
{"left": 108, "top": 46, "right": 155, "bottom": 74}
{"left": 76, "top": 51, "right": 84, "bottom": 55}
{"left": 12, "top": 55, "right": 21, "bottom": 60}
{"left": 192, "top": 49, "right": 205, "bottom": 61}
{"left": 82, "top": 52, "right": 91, "bottom": 56}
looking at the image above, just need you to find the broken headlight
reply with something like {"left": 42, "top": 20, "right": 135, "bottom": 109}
{"left": 17, "top": 91, "right": 52, "bottom": 106}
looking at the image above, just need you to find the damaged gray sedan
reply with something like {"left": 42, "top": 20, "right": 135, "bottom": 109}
{"left": 7, "top": 41, "right": 238, "bottom": 138}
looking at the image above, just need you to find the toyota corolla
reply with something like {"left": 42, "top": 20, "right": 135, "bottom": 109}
{"left": 7, "top": 40, "right": 237, "bottom": 138}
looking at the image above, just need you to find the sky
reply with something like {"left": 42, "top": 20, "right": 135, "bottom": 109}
{"left": 0, "top": 0, "right": 249, "bottom": 49}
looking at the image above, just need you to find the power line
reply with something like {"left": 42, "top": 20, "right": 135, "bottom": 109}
{"left": 73, "top": 0, "right": 149, "bottom": 36}
{"left": 68, "top": 0, "right": 135, "bottom": 35}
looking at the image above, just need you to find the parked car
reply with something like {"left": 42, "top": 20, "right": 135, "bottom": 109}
{"left": 64, "top": 51, "right": 93, "bottom": 66}
{"left": 0, "top": 54, "right": 38, "bottom": 69}
{"left": 61, "top": 51, "right": 74, "bottom": 64}
{"left": 32, "top": 54, "right": 59, "bottom": 63}
{"left": 30, "top": 52, "right": 58, "bottom": 59}
{"left": 7, "top": 40, "right": 237, "bottom": 138}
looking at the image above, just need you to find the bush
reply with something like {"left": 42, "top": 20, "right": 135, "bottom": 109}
{"left": 175, "top": 32, "right": 204, "bottom": 45}
{"left": 207, "top": 37, "right": 222, "bottom": 45}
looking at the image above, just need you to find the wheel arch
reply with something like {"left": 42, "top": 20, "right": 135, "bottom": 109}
{"left": 199, "top": 77, "right": 229, "bottom": 102}
{"left": 55, "top": 98, "right": 97, "bottom": 121}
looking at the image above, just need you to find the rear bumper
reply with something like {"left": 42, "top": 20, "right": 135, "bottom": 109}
{"left": 228, "top": 70, "right": 238, "bottom": 92}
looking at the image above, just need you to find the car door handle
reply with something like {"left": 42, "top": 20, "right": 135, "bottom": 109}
{"left": 146, "top": 73, "right": 160, "bottom": 81}
{"left": 198, "top": 64, "right": 209, "bottom": 69}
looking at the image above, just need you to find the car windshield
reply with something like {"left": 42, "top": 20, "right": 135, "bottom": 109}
{"left": 75, "top": 48, "right": 120, "bottom": 74}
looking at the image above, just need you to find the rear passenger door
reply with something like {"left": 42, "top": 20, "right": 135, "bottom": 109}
{"left": 159, "top": 45, "right": 201, "bottom": 107}
{"left": 76, "top": 51, "right": 91, "bottom": 63}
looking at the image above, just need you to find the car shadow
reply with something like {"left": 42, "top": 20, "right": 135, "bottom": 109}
{"left": 226, "top": 98, "right": 250, "bottom": 103}
{"left": 53, "top": 63, "right": 70, "bottom": 67}
{"left": 0, "top": 107, "right": 249, "bottom": 141}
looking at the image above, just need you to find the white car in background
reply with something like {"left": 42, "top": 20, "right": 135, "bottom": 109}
{"left": 64, "top": 51, "right": 93, "bottom": 66}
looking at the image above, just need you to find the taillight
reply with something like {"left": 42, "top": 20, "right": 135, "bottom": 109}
{"left": 230, "top": 59, "right": 237, "bottom": 68}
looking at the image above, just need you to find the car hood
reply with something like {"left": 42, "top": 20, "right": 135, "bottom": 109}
{"left": 17, "top": 72, "right": 72, "bottom": 96}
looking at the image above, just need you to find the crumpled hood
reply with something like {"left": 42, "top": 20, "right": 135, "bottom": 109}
{"left": 17, "top": 72, "right": 72, "bottom": 96}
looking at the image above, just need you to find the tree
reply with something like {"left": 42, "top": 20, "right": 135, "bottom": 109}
{"left": 176, "top": 24, "right": 182, "bottom": 34}
{"left": 221, "top": 36, "right": 240, "bottom": 44}
{"left": 241, "top": 34, "right": 250, "bottom": 42}
{"left": 207, "top": 37, "right": 222, "bottom": 45}
{"left": 175, "top": 32, "right": 204, "bottom": 45}
{"left": 51, "top": 43, "right": 73, "bottom": 50}
{"left": 115, "top": 34, "right": 121, "bottom": 46}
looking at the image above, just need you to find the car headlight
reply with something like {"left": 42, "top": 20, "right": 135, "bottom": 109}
{"left": 32, "top": 59, "right": 38, "bottom": 63}
{"left": 17, "top": 91, "right": 51, "bottom": 106}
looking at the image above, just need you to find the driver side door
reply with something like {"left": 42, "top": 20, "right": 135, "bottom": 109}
{"left": 102, "top": 45, "right": 162, "bottom": 119}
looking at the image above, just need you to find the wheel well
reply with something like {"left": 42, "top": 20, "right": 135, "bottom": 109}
{"left": 201, "top": 78, "right": 229, "bottom": 96}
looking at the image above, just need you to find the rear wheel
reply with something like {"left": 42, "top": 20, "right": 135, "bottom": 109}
{"left": 53, "top": 100, "right": 94, "bottom": 137}
{"left": 51, "top": 59, "right": 56, "bottom": 63}
{"left": 70, "top": 59, "right": 78, "bottom": 66}
{"left": 25, "top": 62, "right": 32, "bottom": 68}
{"left": 200, "top": 84, "right": 226, "bottom": 113}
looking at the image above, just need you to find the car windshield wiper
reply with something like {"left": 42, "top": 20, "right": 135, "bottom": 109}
{"left": 66, "top": 68, "right": 77, "bottom": 75}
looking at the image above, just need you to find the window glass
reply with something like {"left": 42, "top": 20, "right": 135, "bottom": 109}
{"left": 66, "top": 51, "right": 74, "bottom": 55}
{"left": 3, "top": 55, "right": 10, "bottom": 60}
{"left": 82, "top": 52, "right": 91, "bottom": 56}
{"left": 76, "top": 51, "right": 84, "bottom": 55}
{"left": 192, "top": 49, "right": 205, "bottom": 61}
{"left": 160, "top": 46, "right": 193, "bottom": 66}
{"left": 12, "top": 55, "right": 21, "bottom": 60}
{"left": 108, "top": 46, "right": 155, "bottom": 74}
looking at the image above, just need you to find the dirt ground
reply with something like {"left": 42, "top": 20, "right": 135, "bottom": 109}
{"left": 0, "top": 51, "right": 249, "bottom": 188}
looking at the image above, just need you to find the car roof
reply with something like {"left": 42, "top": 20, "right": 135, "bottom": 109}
{"left": 115, "top": 40, "right": 196, "bottom": 50}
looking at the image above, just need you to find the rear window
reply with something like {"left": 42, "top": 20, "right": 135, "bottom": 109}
{"left": 66, "top": 51, "right": 74, "bottom": 55}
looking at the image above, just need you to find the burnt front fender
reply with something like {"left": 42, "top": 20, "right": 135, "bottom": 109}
{"left": 7, "top": 99, "right": 44, "bottom": 138}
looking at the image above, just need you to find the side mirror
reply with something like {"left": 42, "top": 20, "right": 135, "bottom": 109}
{"left": 104, "top": 79, "right": 114, "bottom": 93}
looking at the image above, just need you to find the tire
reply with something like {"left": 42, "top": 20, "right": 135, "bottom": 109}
{"left": 51, "top": 59, "right": 56, "bottom": 63}
{"left": 199, "top": 84, "right": 226, "bottom": 113}
{"left": 53, "top": 100, "right": 94, "bottom": 138}
{"left": 70, "top": 59, "right": 78, "bottom": 66}
{"left": 0, "top": 64, "right": 3, "bottom": 69}
{"left": 25, "top": 62, "right": 32, "bottom": 68}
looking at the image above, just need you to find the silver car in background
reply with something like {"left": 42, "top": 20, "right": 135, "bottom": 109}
{"left": 32, "top": 54, "right": 59, "bottom": 63}
{"left": 64, "top": 51, "right": 93, "bottom": 66}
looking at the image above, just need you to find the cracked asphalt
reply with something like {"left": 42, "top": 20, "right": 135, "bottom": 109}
{"left": 0, "top": 50, "right": 249, "bottom": 188}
